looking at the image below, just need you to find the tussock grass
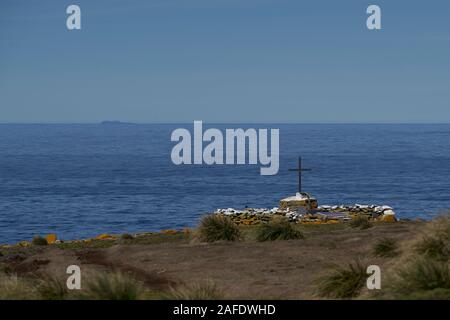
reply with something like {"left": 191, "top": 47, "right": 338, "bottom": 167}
{"left": 387, "top": 258, "right": 450, "bottom": 299}
{"left": 373, "top": 238, "right": 399, "bottom": 258}
{"left": 316, "top": 261, "right": 368, "bottom": 299}
{"left": 37, "top": 277, "right": 69, "bottom": 300}
{"left": 31, "top": 236, "right": 48, "bottom": 246}
{"left": 121, "top": 233, "right": 134, "bottom": 240}
{"left": 256, "top": 219, "right": 304, "bottom": 242}
{"left": 401, "top": 288, "right": 450, "bottom": 300}
{"left": 0, "top": 274, "right": 38, "bottom": 300}
{"left": 76, "top": 272, "right": 144, "bottom": 300}
{"left": 348, "top": 216, "right": 373, "bottom": 230}
{"left": 197, "top": 215, "right": 241, "bottom": 242}
{"left": 415, "top": 236, "right": 449, "bottom": 261}
{"left": 162, "top": 280, "right": 224, "bottom": 300}
{"left": 412, "top": 214, "right": 449, "bottom": 262}
{"left": 397, "top": 258, "right": 450, "bottom": 291}
{"left": 375, "top": 213, "right": 450, "bottom": 300}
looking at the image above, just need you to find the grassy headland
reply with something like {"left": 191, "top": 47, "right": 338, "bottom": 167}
{"left": 0, "top": 215, "right": 448, "bottom": 300}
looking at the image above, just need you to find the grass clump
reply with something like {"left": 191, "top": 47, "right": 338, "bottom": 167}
{"left": 316, "top": 261, "right": 368, "bottom": 299}
{"left": 0, "top": 274, "right": 38, "bottom": 300}
{"left": 121, "top": 233, "right": 134, "bottom": 240}
{"left": 162, "top": 280, "right": 224, "bottom": 300}
{"left": 373, "top": 238, "right": 399, "bottom": 258}
{"left": 37, "top": 277, "right": 69, "bottom": 300}
{"left": 32, "top": 236, "right": 48, "bottom": 246}
{"left": 387, "top": 258, "right": 450, "bottom": 299}
{"left": 415, "top": 236, "right": 449, "bottom": 261}
{"left": 348, "top": 216, "right": 373, "bottom": 230}
{"left": 413, "top": 214, "right": 449, "bottom": 262}
{"left": 76, "top": 272, "right": 143, "bottom": 300}
{"left": 377, "top": 214, "right": 450, "bottom": 300}
{"left": 256, "top": 218, "right": 304, "bottom": 242}
{"left": 197, "top": 215, "right": 240, "bottom": 242}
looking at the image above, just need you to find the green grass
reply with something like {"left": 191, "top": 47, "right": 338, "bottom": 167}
{"left": 162, "top": 281, "right": 224, "bottom": 300}
{"left": 373, "top": 238, "right": 399, "bottom": 258}
{"left": 197, "top": 215, "right": 241, "bottom": 242}
{"left": 348, "top": 216, "right": 373, "bottom": 230}
{"left": 316, "top": 261, "right": 368, "bottom": 299}
{"left": 76, "top": 272, "right": 144, "bottom": 300}
{"left": 256, "top": 219, "right": 304, "bottom": 242}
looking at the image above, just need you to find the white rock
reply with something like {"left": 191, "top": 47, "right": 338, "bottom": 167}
{"left": 383, "top": 209, "right": 396, "bottom": 216}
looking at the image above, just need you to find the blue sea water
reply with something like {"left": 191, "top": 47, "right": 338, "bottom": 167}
{"left": 1, "top": 123, "right": 450, "bottom": 244}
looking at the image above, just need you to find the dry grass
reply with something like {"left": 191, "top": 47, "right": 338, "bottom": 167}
{"left": 0, "top": 273, "right": 38, "bottom": 300}
{"left": 75, "top": 272, "right": 144, "bottom": 300}
{"left": 385, "top": 258, "right": 450, "bottom": 299}
{"left": 348, "top": 216, "right": 373, "bottom": 230}
{"left": 376, "top": 213, "right": 450, "bottom": 300}
{"left": 415, "top": 236, "right": 449, "bottom": 261}
{"left": 162, "top": 280, "right": 224, "bottom": 300}
{"left": 37, "top": 277, "right": 69, "bottom": 300}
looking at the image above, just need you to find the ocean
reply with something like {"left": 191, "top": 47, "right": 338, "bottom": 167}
{"left": 1, "top": 123, "right": 450, "bottom": 244}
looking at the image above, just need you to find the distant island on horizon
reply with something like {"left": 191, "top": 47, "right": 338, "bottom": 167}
{"left": 100, "top": 121, "right": 136, "bottom": 125}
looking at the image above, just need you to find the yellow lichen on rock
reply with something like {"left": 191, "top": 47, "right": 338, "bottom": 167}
{"left": 380, "top": 214, "right": 396, "bottom": 222}
{"left": 300, "top": 220, "right": 337, "bottom": 225}
{"left": 161, "top": 229, "right": 178, "bottom": 235}
{"left": 96, "top": 234, "right": 115, "bottom": 240}
{"left": 279, "top": 192, "right": 318, "bottom": 210}
{"left": 45, "top": 234, "right": 57, "bottom": 244}
{"left": 18, "top": 241, "right": 31, "bottom": 247}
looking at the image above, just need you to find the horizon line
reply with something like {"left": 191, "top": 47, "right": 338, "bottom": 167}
{"left": 1, "top": 121, "right": 450, "bottom": 125}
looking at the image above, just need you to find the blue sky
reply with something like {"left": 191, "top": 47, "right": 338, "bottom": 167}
{"left": 0, "top": 0, "right": 449, "bottom": 123}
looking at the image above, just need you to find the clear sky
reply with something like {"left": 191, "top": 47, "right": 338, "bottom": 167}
{"left": 0, "top": 0, "right": 449, "bottom": 123}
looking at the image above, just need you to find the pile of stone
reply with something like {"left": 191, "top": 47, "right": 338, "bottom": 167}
{"left": 214, "top": 203, "right": 397, "bottom": 225}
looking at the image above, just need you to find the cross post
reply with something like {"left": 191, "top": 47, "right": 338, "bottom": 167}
{"left": 288, "top": 157, "right": 311, "bottom": 193}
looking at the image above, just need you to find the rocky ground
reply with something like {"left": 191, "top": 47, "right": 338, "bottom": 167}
{"left": 0, "top": 220, "right": 427, "bottom": 299}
